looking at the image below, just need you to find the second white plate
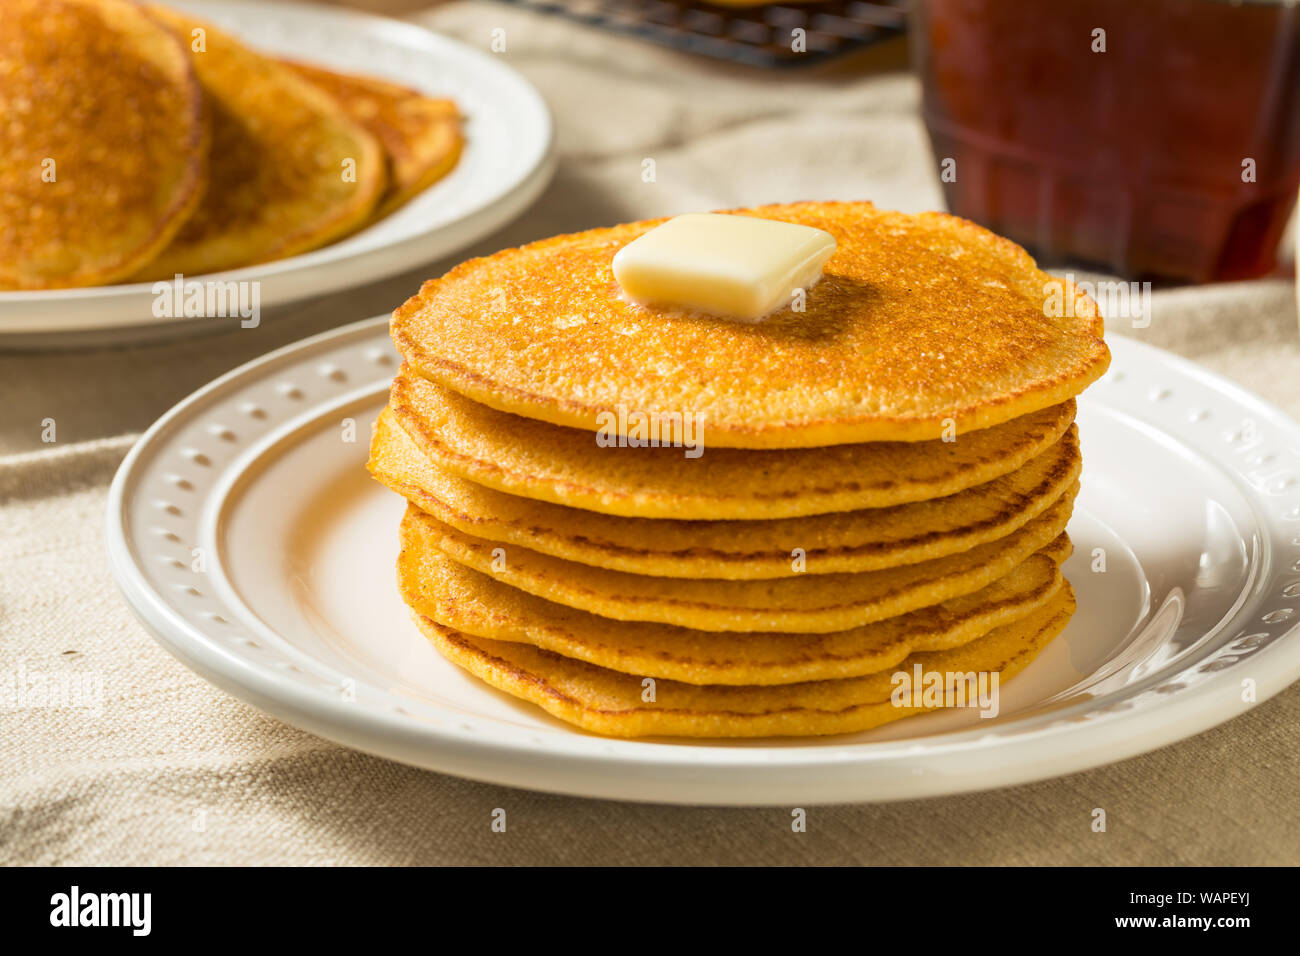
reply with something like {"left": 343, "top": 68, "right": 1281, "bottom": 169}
{"left": 105, "top": 316, "right": 1300, "bottom": 805}
{"left": 0, "top": 0, "right": 555, "bottom": 345}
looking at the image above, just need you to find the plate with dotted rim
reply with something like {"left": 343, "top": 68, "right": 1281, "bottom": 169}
{"left": 105, "top": 315, "right": 1300, "bottom": 805}
{"left": 0, "top": 0, "right": 555, "bottom": 346}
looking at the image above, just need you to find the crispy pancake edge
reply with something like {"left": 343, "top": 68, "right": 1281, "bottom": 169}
{"left": 399, "top": 539, "right": 1066, "bottom": 684}
{"left": 371, "top": 403, "right": 1083, "bottom": 577}
{"left": 412, "top": 585, "right": 1076, "bottom": 737}
{"left": 386, "top": 367, "right": 1079, "bottom": 519}
{"left": 401, "top": 486, "right": 1077, "bottom": 633}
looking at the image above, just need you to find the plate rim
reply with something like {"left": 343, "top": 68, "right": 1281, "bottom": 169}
{"left": 105, "top": 318, "right": 1300, "bottom": 804}
{"left": 0, "top": 0, "right": 556, "bottom": 338}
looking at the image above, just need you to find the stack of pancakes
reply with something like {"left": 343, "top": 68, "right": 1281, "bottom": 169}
{"left": 0, "top": 0, "right": 461, "bottom": 290}
{"left": 370, "top": 201, "right": 1110, "bottom": 737}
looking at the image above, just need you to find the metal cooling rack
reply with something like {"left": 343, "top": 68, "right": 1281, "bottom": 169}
{"left": 494, "top": 0, "right": 909, "bottom": 68}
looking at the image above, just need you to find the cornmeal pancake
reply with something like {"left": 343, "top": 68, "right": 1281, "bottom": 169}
{"left": 413, "top": 587, "right": 1076, "bottom": 737}
{"left": 1035, "top": 532, "right": 1072, "bottom": 566}
{"left": 402, "top": 488, "right": 1076, "bottom": 632}
{"left": 372, "top": 405, "right": 1082, "bottom": 577}
{"left": 133, "top": 9, "right": 385, "bottom": 278}
{"left": 0, "top": 0, "right": 206, "bottom": 289}
{"left": 285, "top": 60, "right": 462, "bottom": 220}
{"left": 388, "top": 365, "right": 1077, "bottom": 520}
{"left": 392, "top": 201, "right": 1110, "bottom": 448}
{"left": 400, "top": 542, "right": 1065, "bottom": 683}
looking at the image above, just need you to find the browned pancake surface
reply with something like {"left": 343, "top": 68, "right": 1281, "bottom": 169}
{"left": 0, "top": 0, "right": 206, "bottom": 288}
{"left": 133, "top": 8, "right": 385, "bottom": 278}
{"left": 393, "top": 201, "right": 1110, "bottom": 447}
{"left": 285, "top": 60, "right": 462, "bottom": 219}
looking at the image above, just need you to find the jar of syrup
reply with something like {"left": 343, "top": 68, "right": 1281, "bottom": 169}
{"left": 912, "top": 0, "right": 1300, "bottom": 283}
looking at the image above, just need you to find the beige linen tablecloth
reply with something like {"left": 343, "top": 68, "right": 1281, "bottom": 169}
{"left": 2, "top": 1, "right": 1298, "bottom": 865}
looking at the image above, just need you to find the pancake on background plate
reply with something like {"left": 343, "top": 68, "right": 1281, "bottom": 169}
{"left": 0, "top": 0, "right": 207, "bottom": 289}
{"left": 1, "top": 2, "right": 466, "bottom": 290}
{"left": 371, "top": 201, "right": 1110, "bottom": 738}
{"left": 132, "top": 8, "right": 386, "bottom": 279}
{"left": 284, "top": 61, "right": 463, "bottom": 221}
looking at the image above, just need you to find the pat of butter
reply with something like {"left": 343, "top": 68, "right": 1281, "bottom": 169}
{"left": 612, "top": 213, "right": 837, "bottom": 320}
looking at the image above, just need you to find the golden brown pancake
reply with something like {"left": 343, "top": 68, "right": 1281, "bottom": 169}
{"left": 392, "top": 201, "right": 1110, "bottom": 448}
{"left": 401, "top": 487, "right": 1076, "bottom": 632}
{"left": 387, "top": 365, "right": 1078, "bottom": 520}
{"left": 0, "top": 0, "right": 207, "bottom": 289}
{"left": 132, "top": 8, "right": 385, "bottom": 279}
{"left": 372, "top": 404, "right": 1082, "bottom": 578}
{"left": 413, "top": 586, "right": 1076, "bottom": 737}
{"left": 284, "top": 60, "right": 462, "bottom": 220}
{"left": 401, "top": 541, "right": 1066, "bottom": 684}
{"left": 1035, "top": 532, "right": 1072, "bottom": 566}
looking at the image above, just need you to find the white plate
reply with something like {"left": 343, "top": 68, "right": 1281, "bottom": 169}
{"left": 106, "top": 317, "right": 1300, "bottom": 805}
{"left": 0, "top": 0, "right": 554, "bottom": 346}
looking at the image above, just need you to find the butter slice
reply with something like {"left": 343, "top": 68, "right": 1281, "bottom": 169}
{"left": 612, "top": 213, "right": 837, "bottom": 320}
